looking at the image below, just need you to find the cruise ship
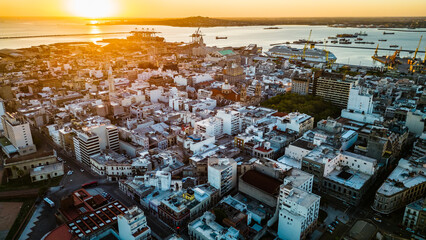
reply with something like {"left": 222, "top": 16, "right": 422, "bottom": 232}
{"left": 266, "top": 45, "right": 337, "bottom": 63}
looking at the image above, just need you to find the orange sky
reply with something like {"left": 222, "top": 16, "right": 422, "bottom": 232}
{"left": 1, "top": 0, "right": 426, "bottom": 18}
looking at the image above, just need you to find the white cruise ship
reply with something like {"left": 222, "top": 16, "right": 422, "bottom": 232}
{"left": 266, "top": 45, "right": 337, "bottom": 63}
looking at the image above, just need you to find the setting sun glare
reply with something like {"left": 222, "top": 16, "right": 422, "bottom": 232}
{"left": 67, "top": 0, "right": 117, "bottom": 18}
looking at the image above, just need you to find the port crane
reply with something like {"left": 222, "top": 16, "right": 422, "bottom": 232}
{"left": 302, "top": 30, "right": 312, "bottom": 61}
{"left": 191, "top": 27, "right": 204, "bottom": 45}
{"left": 408, "top": 35, "right": 424, "bottom": 73}
{"left": 323, "top": 39, "right": 332, "bottom": 68}
{"left": 412, "top": 35, "right": 423, "bottom": 60}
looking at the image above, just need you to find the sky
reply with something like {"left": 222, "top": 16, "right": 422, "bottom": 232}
{"left": 1, "top": 0, "right": 426, "bottom": 18}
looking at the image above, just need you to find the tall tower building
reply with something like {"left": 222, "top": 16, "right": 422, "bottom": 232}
{"left": 0, "top": 99, "right": 5, "bottom": 131}
{"left": 108, "top": 66, "right": 115, "bottom": 96}
{"left": 277, "top": 170, "right": 320, "bottom": 240}
{"left": 208, "top": 157, "right": 237, "bottom": 196}
{"left": 73, "top": 131, "right": 100, "bottom": 166}
{"left": 1, "top": 112, "right": 37, "bottom": 156}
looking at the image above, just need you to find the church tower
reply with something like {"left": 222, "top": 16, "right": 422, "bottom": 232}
{"left": 240, "top": 84, "right": 247, "bottom": 103}
{"left": 255, "top": 82, "right": 262, "bottom": 97}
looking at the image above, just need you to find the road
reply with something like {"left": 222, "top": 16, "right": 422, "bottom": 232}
{"left": 27, "top": 129, "right": 175, "bottom": 240}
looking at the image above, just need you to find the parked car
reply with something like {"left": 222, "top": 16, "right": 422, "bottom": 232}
{"left": 373, "top": 217, "right": 382, "bottom": 222}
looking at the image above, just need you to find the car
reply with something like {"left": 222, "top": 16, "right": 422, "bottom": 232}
{"left": 67, "top": 170, "right": 73, "bottom": 175}
{"left": 373, "top": 217, "right": 382, "bottom": 222}
{"left": 80, "top": 169, "right": 84, "bottom": 172}
{"left": 328, "top": 229, "right": 333, "bottom": 234}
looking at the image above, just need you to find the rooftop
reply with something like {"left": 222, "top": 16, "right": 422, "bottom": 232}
{"left": 377, "top": 159, "right": 426, "bottom": 196}
{"left": 240, "top": 170, "right": 282, "bottom": 195}
{"left": 326, "top": 168, "right": 372, "bottom": 190}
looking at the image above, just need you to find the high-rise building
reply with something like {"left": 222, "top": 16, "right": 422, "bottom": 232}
{"left": 291, "top": 77, "right": 310, "bottom": 95}
{"left": 277, "top": 169, "right": 320, "bottom": 240}
{"left": 74, "top": 131, "right": 101, "bottom": 166}
{"left": 117, "top": 206, "right": 151, "bottom": 240}
{"left": 216, "top": 109, "right": 242, "bottom": 135}
{"left": 341, "top": 86, "right": 383, "bottom": 124}
{"left": 195, "top": 117, "right": 223, "bottom": 138}
{"left": 0, "top": 99, "right": 5, "bottom": 131}
{"left": 1, "top": 112, "right": 36, "bottom": 156}
{"left": 208, "top": 157, "right": 237, "bottom": 196}
{"left": 314, "top": 74, "right": 355, "bottom": 108}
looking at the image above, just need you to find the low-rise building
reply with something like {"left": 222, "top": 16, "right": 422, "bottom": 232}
{"left": 372, "top": 158, "right": 426, "bottom": 214}
{"left": 30, "top": 162, "right": 64, "bottom": 182}
{"left": 402, "top": 198, "right": 426, "bottom": 235}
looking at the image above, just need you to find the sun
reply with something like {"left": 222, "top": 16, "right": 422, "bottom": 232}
{"left": 68, "top": 0, "right": 117, "bottom": 18}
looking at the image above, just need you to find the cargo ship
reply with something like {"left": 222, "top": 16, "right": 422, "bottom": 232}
{"left": 383, "top": 32, "right": 395, "bottom": 35}
{"left": 266, "top": 45, "right": 337, "bottom": 63}
{"left": 216, "top": 36, "right": 227, "bottom": 39}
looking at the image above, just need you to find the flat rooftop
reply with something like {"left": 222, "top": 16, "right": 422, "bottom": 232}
{"left": 325, "top": 169, "right": 372, "bottom": 190}
{"left": 240, "top": 170, "right": 282, "bottom": 195}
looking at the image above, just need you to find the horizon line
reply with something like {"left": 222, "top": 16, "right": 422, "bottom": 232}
{"left": 1, "top": 15, "right": 426, "bottom": 20}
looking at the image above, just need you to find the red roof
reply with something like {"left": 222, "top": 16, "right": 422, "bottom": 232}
{"left": 255, "top": 146, "right": 273, "bottom": 153}
{"left": 44, "top": 224, "right": 74, "bottom": 240}
{"left": 272, "top": 112, "right": 288, "bottom": 117}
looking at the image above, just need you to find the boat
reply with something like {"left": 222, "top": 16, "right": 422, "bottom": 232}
{"left": 378, "top": 39, "right": 387, "bottom": 42}
{"left": 328, "top": 36, "right": 337, "bottom": 39}
{"left": 356, "top": 37, "right": 363, "bottom": 41}
{"left": 216, "top": 36, "right": 227, "bottom": 39}
{"left": 383, "top": 32, "right": 395, "bottom": 35}
{"left": 264, "top": 27, "right": 281, "bottom": 30}
{"left": 389, "top": 45, "right": 399, "bottom": 48}
{"left": 266, "top": 45, "right": 337, "bottom": 63}
{"left": 336, "top": 33, "right": 357, "bottom": 38}
{"left": 357, "top": 31, "right": 368, "bottom": 36}
{"left": 331, "top": 40, "right": 338, "bottom": 44}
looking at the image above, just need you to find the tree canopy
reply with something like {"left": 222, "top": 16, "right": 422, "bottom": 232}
{"left": 261, "top": 93, "right": 341, "bottom": 124}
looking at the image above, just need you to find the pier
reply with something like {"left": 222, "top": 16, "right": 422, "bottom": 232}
{"left": 272, "top": 43, "right": 425, "bottom": 54}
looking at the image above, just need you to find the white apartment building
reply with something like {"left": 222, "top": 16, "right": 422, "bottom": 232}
{"left": 141, "top": 171, "right": 172, "bottom": 191}
{"left": 341, "top": 86, "right": 383, "bottom": 124}
{"left": 278, "top": 169, "right": 320, "bottom": 240}
{"left": 195, "top": 117, "right": 223, "bottom": 138}
{"left": 118, "top": 206, "right": 151, "bottom": 240}
{"left": 1, "top": 112, "right": 37, "bottom": 156}
{"left": 74, "top": 123, "right": 120, "bottom": 166}
{"left": 274, "top": 112, "right": 314, "bottom": 135}
{"left": 208, "top": 157, "right": 237, "bottom": 196}
{"left": 216, "top": 109, "right": 243, "bottom": 135}
{"left": 0, "top": 99, "right": 5, "bottom": 131}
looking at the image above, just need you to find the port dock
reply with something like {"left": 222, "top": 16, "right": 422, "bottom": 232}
{"left": 272, "top": 43, "right": 425, "bottom": 54}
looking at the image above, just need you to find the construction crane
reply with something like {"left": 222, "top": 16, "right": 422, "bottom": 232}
{"left": 302, "top": 30, "right": 312, "bottom": 61}
{"left": 374, "top": 44, "right": 379, "bottom": 57}
{"left": 323, "top": 39, "right": 332, "bottom": 68}
{"left": 412, "top": 35, "right": 423, "bottom": 60}
{"left": 191, "top": 27, "right": 204, "bottom": 45}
